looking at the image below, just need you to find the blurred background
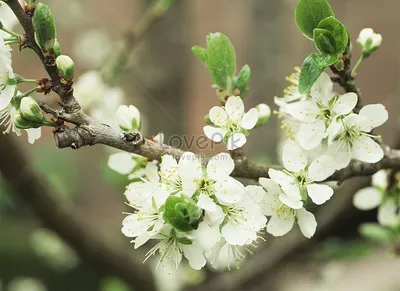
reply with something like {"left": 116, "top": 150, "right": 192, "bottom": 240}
{"left": 1, "top": 0, "right": 399, "bottom": 290}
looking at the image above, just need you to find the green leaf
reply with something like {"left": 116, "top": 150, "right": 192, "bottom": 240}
{"left": 311, "top": 52, "right": 339, "bottom": 68}
{"left": 205, "top": 32, "right": 237, "bottom": 89}
{"left": 313, "top": 28, "right": 336, "bottom": 54}
{"left": 235, "top": 64, "right": 251, "bottom": 98}
{"left": 295, "top": 0, "right": 334, "bottom": 39}
{"left": 298, "top": 55, "right": 324, "bottom": 93}
{"left": 359, "top": 223, "right": 393, "bottom": 243}
{"left": 317, "top": 16, "right": 348, "bottom": 54}
{"left": 191, "top": 45, "right": 207, "bottom": 63}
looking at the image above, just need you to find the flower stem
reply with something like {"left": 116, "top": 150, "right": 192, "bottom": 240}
{"left": 351, "top": 55, "right": 365, "bottom": 77}
{"left": 0, "top": 26, "right": 22, "bottom": 38}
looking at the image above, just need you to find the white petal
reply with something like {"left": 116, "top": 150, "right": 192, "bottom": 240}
{"left": 193, "top": 222, "right": 222, "bottom": 250}
{"left": 209, "top": 106, "right": 229, "bottom": 127}
{"left": 279, "top": 193, "right": 303, "bottom": 209}
{"left": 108, "top": 152, "right": 136, "bottom": 174}
{"left": 267, "top": 215, "right": 295, "bottom": 237}
{"left": 344, "top": 114, "right": 371, "bottom": 133}
{"left": 241, "top": 108, "right": 258, "bottom": 130}
{"left": 203, "top": 125, "right": 227, "bottom": 142}
{"left": 351, "top": 136, "right": 384, "bottom": 163}
{"left": 215, "top": 177, "right": 244, "bottom": 205}
{"left": 295, "top": 119, "right": 326, "bottom": 150}
{"left": 197, "top": 193, "right": 217, "bottom": 212}
{"left": 324, "top": 118, "right": 343, "bottom": 144}
{"left": 372, "top": 170, "right": 388, "bottom": 189}
{"left": 296, "top": 208, "right": 317, "bottom": 238}
{"left": 377, "top": 198, "right": 398, "bottom": 226}
{"left": 226, "top": 133, "right": 246, "bottom": 150}
{"left": 25, "top": 127, "right": 42, "bottom": 144}
{"left": 282, "top": 141, "right": 308, "bottom": 172}
{"left": 326, "top": 141, "right": 351, "bottom": 170}
{"left": 307, "top": 155, "right": 336, "bottom": 182}
{"left": 182, "top": 244, "right": 206, "bottom": 270}
{"left": 306, "top": 184, "right": 334, "bottom": 205}
{"left": 179, "top": 152, "right": 202, "bottom": 195}
{"left": 359, "top": 104, "right": 388, "bottom": 129}
{"left": 258, "top": 178, "right": 281, "bottom": 195}
{"left": 224, "top": 96, "right": 244, "bottom": 123}
{"left": 134, "top": 233, "right": 151, "bottom": 249}
{"left": 353, "top": 187, "right": 382, "bottom": 210}
{"left": 281, "top": 100, "right": 320, "bottom": 122}
{"left": 332, "top": 93, "right": 358, "bottom": 115}
{"left": 207, "top": 152, "right": 235, "bottom": 180}
{"left": 310, "top": 72, "right": 333, "bottom": 106}
{"left": 222, "top": 221, "right": 252, "bottom": 245}
{"left": 0, "top": 83, "right": 15, "bottom": 110}
{"left": 268, "top": 169, "right": 300, "bottom": 199}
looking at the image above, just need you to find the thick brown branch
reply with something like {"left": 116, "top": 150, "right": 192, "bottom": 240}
{"left": 0, "top": 133, "right": 156, "bottom": 291}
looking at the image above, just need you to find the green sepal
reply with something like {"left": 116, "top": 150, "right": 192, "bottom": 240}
{"left": 204, "top": 114, "right": 213, "bottom": 125}
{"left": 163, "top": 195, "right": 202, "bottom": 232}
{"left": 235, "top": 64, "right": 251, "bottom": 98}
{"left": 33, "top": 3, "right": 57, "bottom": 52}
{"left": 295, "top": 0, "right": 334, "bottom": 40}
{"left": 54, "top": 40, "right": 61, "bottom": 58}
{"left": 205, "top": 32, "right": 236, "bottom": 89}
{"left": 298, "top": 54, "right": 324, "bottom": 94}
{"left": 177, "top": 237, "right": 193, "bottom": 245}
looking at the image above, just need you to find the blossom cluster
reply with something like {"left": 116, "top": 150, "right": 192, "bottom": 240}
{"left": 275, "top": 69, "right": 388, "bottom": 170}
{"left": 121, "top": 152, "right": 269, "bottom": 270}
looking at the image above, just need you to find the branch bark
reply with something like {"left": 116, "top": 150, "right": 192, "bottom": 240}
{"left": 0, "top": 133, "right": 156, "bottom": 291}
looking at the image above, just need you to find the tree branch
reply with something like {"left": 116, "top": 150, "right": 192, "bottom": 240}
{"left": 0, "top": 133, "right": 156, "bottom": 291}
{"left": 5, "top": 0, "right": 400, "bottom": 184}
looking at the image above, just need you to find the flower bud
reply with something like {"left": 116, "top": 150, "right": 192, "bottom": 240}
{"left": 54, "top": 40, "right": 61, "bottom": 58}
{"left": 19, "top": 97, "right": 44, "bottom": 124}
{"left": 12, "top": 110, "right": 40, "bottom": 129}
{"left": 115, "top": 105, "right": 141, "bottom": 131}
{"left": 357, "top": 28, "right": 382, "bottom": 57}
{"left": 33, "top": 3, "right": 56, "bottom": 53}
{"left": 255, "top": 103, "right": 271, "bottom": 126}
{"left": 56, "top": 55, "right": 75, "bottom": 83}
{"left": 163, "top": 195, "right": 202, "bottom": 232}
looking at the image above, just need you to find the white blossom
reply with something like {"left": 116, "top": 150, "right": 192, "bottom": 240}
{"left": 277, "top": 73, "right": 357, "bottom": 150}
{"left": 203, "top": 96, "right": 258, "bottom": 150}
{"left": 258, "top": 177, "right": 317, "bottom": 238}
{"left": 327, "top": 104, "right": 388, "bottom": 169}
{"left": 272, "top": 141, "right": 336, "bottom": 206}
{"left": 353, "top": 170, "right": 399, "bottom": 226}
{"left": 357, "top": 28, "right": 382, "bottom": 51}
{"left": 0, "top": 2, "right": 19, "bottom": 39}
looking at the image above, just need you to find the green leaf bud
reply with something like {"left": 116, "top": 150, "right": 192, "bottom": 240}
{"left": 33, "top": 3, "right": 56, "bottom": 53}
{"left": 56, "top": 55, "right": 75, "bottom": 83}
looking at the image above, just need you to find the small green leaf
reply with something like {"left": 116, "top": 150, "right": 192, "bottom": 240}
{"left": 205, "top": 32, "right": 237, "bottom": 89}
{"left": 235, "top": 64, "right": 251, "bottom": 98}
{"left": 298, "top": 55, "right": 323, "bottom": 94}
{"left": 317, "top": 16, "right": 348, "bottom": 54}
{"left": 311, "top": 52, "right": 339, "bottom": 69}
{"left": 359, "top": 223, "right": 393, "bottom": 243}
{"left": 191, "top": 45, "right": 207, "bottom": 63}
{"left": 295, "top": 0, "right": 335, "bottom": 39}
{"left": 313, "top": 28, "right": 336, "bottom": 54}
